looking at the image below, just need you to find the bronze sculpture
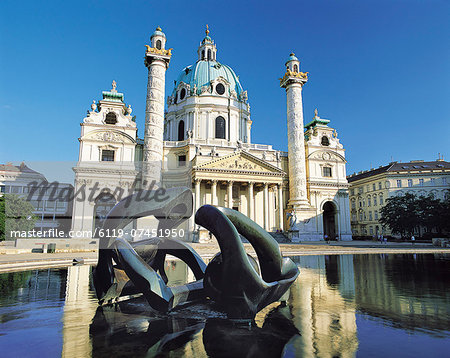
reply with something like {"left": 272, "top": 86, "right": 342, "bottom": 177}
{"left": 93, "top": 188, "right": 299, "bottom": 321}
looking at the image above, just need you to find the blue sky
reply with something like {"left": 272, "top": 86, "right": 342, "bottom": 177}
{"left": 1, "top": 0, "right": 449, "bottom": 175}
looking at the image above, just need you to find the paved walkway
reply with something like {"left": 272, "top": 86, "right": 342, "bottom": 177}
{"left": 0, "top": 241, "right": 448, "bottom": 273}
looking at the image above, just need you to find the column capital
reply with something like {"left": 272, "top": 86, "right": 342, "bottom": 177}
{"left": 211, "top": 179, "right": 218, "bottom": 185}
{"left": 227, "top": 180, "right": 234, "bottom": 186}
{"left": 194, "top": 178, "right": 202, "bottom": 184}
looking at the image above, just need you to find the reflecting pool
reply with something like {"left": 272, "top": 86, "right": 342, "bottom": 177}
{"left": 0, "top": 254, "right": 449, "bottom": 357}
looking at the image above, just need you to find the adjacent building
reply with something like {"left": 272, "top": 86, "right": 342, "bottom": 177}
{"left": 0, "top": 163, "right": 73, "bottom": 232}
{"left": 347, "top": 159, "right": 450, "bottom": 237}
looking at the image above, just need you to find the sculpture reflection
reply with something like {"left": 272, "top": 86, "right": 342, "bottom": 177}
{"left": 89, "top": 299, "right": 299, "bottom": 358}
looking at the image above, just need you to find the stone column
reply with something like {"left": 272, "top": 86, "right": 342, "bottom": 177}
{"left": 248, "top": 181, "right": 254, "bottom": 221}
{"left": 211, "top": 180, "right": 217, "bottom": 206}
{"left": 195, "top": 179, "right": 201, "bottom": 213}
{"left": 227, "top": 181, "right": 233, "bottom": 208}
{"left": 278, "top": 184, "right": 284, "bottom": 231}
{"left": 143, "top": 35, "right": 171, "bottom": 185}
{"left": 263, "top": 183, "right": 269, "bottom": 230}
{"left": 280, "top": 68, "right": 309, "bottom": 209}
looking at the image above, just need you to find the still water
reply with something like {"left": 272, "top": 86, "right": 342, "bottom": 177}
{"left": 0, "top": 254, "right": 449, "bottom": 357}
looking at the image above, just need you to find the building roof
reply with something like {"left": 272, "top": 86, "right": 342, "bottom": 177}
{"left": 0, "top": 162, "right": 42, "bottom": 175}
{"left": 347, "top": 160, "right": 450, "bottom": 183}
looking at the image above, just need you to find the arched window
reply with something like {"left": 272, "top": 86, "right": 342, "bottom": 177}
{"left": 178, "top": 120, "right": 185, "bottom": 141}
{"left": 105, "top": 112, "right": 117, "bottom": 125}
{"left": 202, "top": 50, "right": 205, "bottom": 60}
{"left": 293, "top": 64, "right": 298, "bottom": 72}
{"left": 215, "top": 116, "right": 226, "bottom": 139}
{"left": 321, "top": 136, "right": 330, "bottom": 146}
{"left": 156, "top": 40, "right": 162, "bottom": 50}
{"left": 208, "top": 49, "right": 212, "bottom": 61}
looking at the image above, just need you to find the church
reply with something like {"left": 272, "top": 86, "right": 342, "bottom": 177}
{"left": 71, "top": 26, "right": 352, "bottom": 242}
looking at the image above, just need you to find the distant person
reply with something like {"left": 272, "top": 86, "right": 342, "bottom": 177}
{"left": 383, "top": 236, "right": 387, "bottom": 244}
{"left": 324, "top": 234, "right": 329, "bottom": 244}
{"left": 411, "top": 235, "right": 415, "bottom": 246}
{"left": 380, "top": 234, "right": 383, "bottom": 244}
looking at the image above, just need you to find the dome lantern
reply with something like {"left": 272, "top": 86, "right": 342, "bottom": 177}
{"left": 150, "top": 26, "right": 166, "bottom": 50}
{"left": 198, "top": 24, "right": 217, "bottom": 61}
{"left": 285, "top": 52, "right": 300, "bottom": 73}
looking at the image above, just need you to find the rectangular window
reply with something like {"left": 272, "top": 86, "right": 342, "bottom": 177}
{"left": 374, "top": 196, "right": 377, "bottom": 206}
{"left": 380, "top": 196, "right": 384, "bottom": 205}
{"left": 359, "top": 213, "right": 363, "bottom": 221}
{"left": 101, "top": 150, "right": 115, "bottom": 162}
{"left": 322, "top": 167, "right": 332, "bottom": 177}
{"left": 368, "top": 198, "right": 371, "bottom": 207}
{"left": 443, "top": 177, "right": 447, "bottom": 185}
{"left": 369, "top": 226, "right": 373, "bottom": 235}
{"left": 4, "top": 186, "right": 10, "bottom": 193}
{"left": 430, "top": 178, "right": 436, "bottom": 185}
{"left": 352, "top": 201, "right": 356, "bottom": 209}
{"left": 397, "top": 180, "right": 402, "bottom": 188}
{"left": 372, "top": 183, "right": 376, "bottom": 191}
{"left": 352, "top": 214, "right": 356, "bottom": 221}
{"left": 379, "top": 182, "right": 382, "bottom": 190}
{"left": 359, "top": 187, "right": 363, "bottom": 194}
{"left": 22, "top": 186, "right": 29, "bottom": 194}
{"left": 419, "top": 179, "right": 424, "bottom": 186}
{"left": 408, "top": 179, "right": 412, "bottom": 187}
{"left": 10, "top": 186, "right": 21, "bottom": 193}
{"left": 178, "top": 155, "right": 186, "bottom": 167}
{"left": 56, "top": 201, "right": 66, "bottom": 210}
{"left": 45, "top": 200, "right": 55, "bottom": 210}
{"left": 350, "top": 189, "right": 354, "bottom": 196}
{"left": 0, "top": 185, "right": 4, "bottom": 193}
{"left": 369, "top": 211, "right": 373, "bottom": 220}
{"left": 375, "top": 210, "right": 378, "bottom": 220}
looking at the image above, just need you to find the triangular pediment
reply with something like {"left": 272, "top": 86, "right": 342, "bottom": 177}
{"left": 194, "top": 151, "right": 285, "bottom": 175}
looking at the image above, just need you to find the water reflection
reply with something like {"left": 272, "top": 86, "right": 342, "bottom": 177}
{"left": 0, "top": 254, "right": 449, "bottom": 357}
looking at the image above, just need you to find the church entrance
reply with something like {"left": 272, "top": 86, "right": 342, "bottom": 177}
{"left": 323, "top": 201, "right": 338, "bottom": 240}
{"left": 93, "top": 193, "right": 116, "bottom": 232}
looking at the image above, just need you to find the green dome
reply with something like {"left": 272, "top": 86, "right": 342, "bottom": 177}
{"left": 173, "top": 59, "right": 244, "bottom": 97}
{"left": 285, "top": 52, "right": 298, "bottom": 65}
{"left": 151, "top": 26, "right": 166, "bottom": 39}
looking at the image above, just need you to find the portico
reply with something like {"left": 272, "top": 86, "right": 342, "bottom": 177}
{"left": 192, "top": 151, "right": 286, "bottom": 232}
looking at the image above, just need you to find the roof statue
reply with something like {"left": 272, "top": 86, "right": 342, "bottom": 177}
{"left": 111, "top": 80, "right": 117, "bottom": 93}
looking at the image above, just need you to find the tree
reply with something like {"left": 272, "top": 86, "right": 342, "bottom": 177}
{"left": 379, "top": 193, "right": 419, "bottom": 237}
{"left": 416, "top": 194, "right": 443, "bottom": 234}
{"left": 3, "top": 194, "right": 37, "bottom": 240}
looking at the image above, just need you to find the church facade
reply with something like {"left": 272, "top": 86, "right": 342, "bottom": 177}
{"left": 71, "top": 26, "right": 352, "bottom": 242}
